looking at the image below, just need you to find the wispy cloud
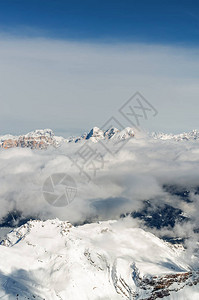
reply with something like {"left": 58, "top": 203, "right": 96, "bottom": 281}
{"left": 0, "top": 35, "right": 199, "bottom": 135}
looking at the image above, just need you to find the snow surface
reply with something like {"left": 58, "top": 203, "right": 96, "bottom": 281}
{"left": 0, "top": 219, "right": 197, "bottom": 300}
{"left": 152, "top": 129, "right": 199, "bottom": 142}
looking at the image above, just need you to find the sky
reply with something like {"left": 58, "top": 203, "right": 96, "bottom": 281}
{"left": 0, "top": 0, "right": 199, "bottom": 136}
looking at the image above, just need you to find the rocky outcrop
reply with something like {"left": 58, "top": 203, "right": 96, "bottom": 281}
{"left": 135, "top": 270, "right": 199, "bottom": 299}
{"left": 0, "top": 129, "right": 61, "bottom": 149}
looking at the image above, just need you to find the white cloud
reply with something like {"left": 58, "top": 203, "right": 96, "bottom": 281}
{"left": 0, "top": 136, "right": 199, "bottom": 225}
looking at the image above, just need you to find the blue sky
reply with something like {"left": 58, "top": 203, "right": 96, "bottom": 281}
{"left": 0, "top": 0, "right": 199, "bottom": 44}
{"left": 0, "top": 1, "right": 199, "bottom": 136}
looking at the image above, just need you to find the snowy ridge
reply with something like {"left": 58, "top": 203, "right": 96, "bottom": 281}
{"left": 152, "top": 129, "right": 199, "bottom": 141}
{"left": 0, "top": 127, "right": 135, "bottom": 149}
{"left": 67, "top": 126, "right": 135, "bottom": 143}
{"left": 0, "top": 219, "right": 198, "bottom": 299}
{"left": 1, "top": 127, "right": 199, "bottom": 150}
{"left": 0, "top": 129, "right": 64, "bottom": 149}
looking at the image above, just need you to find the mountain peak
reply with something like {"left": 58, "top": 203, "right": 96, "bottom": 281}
{"left": 0, "top": 128, "right": 58, "bottom": 149}
{"left": 86, "top": 126, "right": 104, "bottom": 140}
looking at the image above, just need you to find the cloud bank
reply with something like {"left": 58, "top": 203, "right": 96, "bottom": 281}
{"left": 0, "top": 136, "right": 199, "bottom": 226}
{"left": 1, "top": 133, "right": 199, "bottom": 265}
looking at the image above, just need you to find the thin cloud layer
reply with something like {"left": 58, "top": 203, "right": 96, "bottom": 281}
{"left": 0, "top": 35, "right": 199, "bottom": 135}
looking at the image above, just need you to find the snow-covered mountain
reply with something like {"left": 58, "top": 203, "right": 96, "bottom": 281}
{"left": 68, "top": 126, "right": 135, "bottom": 143}
{"left": 0, "top": 127, "right": 135, "bottom": 149}
{"left": 1, "top": 127, "right": 199, "bottom": 150}
{"left": 152, "top": 129, "right": 199, "bottom": 141}
{"left": 0, "top": 218, "right": 198, "bottom": 300}
{"left": 0, "top": 129, "right": 64, "bottom": 149}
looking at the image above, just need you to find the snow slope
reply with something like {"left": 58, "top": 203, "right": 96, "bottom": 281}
{"left": 0, "top": 219, "right": 198, "bottom": 300}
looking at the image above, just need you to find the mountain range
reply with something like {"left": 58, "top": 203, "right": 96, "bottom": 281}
{"left": 1, "top": 127, "right": 199, "bottom": 150}
{"left": 0, "top": 127, "right": 135, "bottom": 149}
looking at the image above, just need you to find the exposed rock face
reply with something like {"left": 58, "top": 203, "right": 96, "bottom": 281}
{"left": 68, "top": 126, "right": 135, "bottom": 143}
{"left": 85, "top": 126, "right": 104, "bottom": 141}
{"left": 133, "top": 269, "right": 199, "bottom": 300}
{"left": 1, "top": 139, "right": 18, "bottom": 149}
{"left": 2, "top": 136, "right": 53, "bottom": 149}
{"left": 0, "top": 129, "right": 62, "bottom": 149}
